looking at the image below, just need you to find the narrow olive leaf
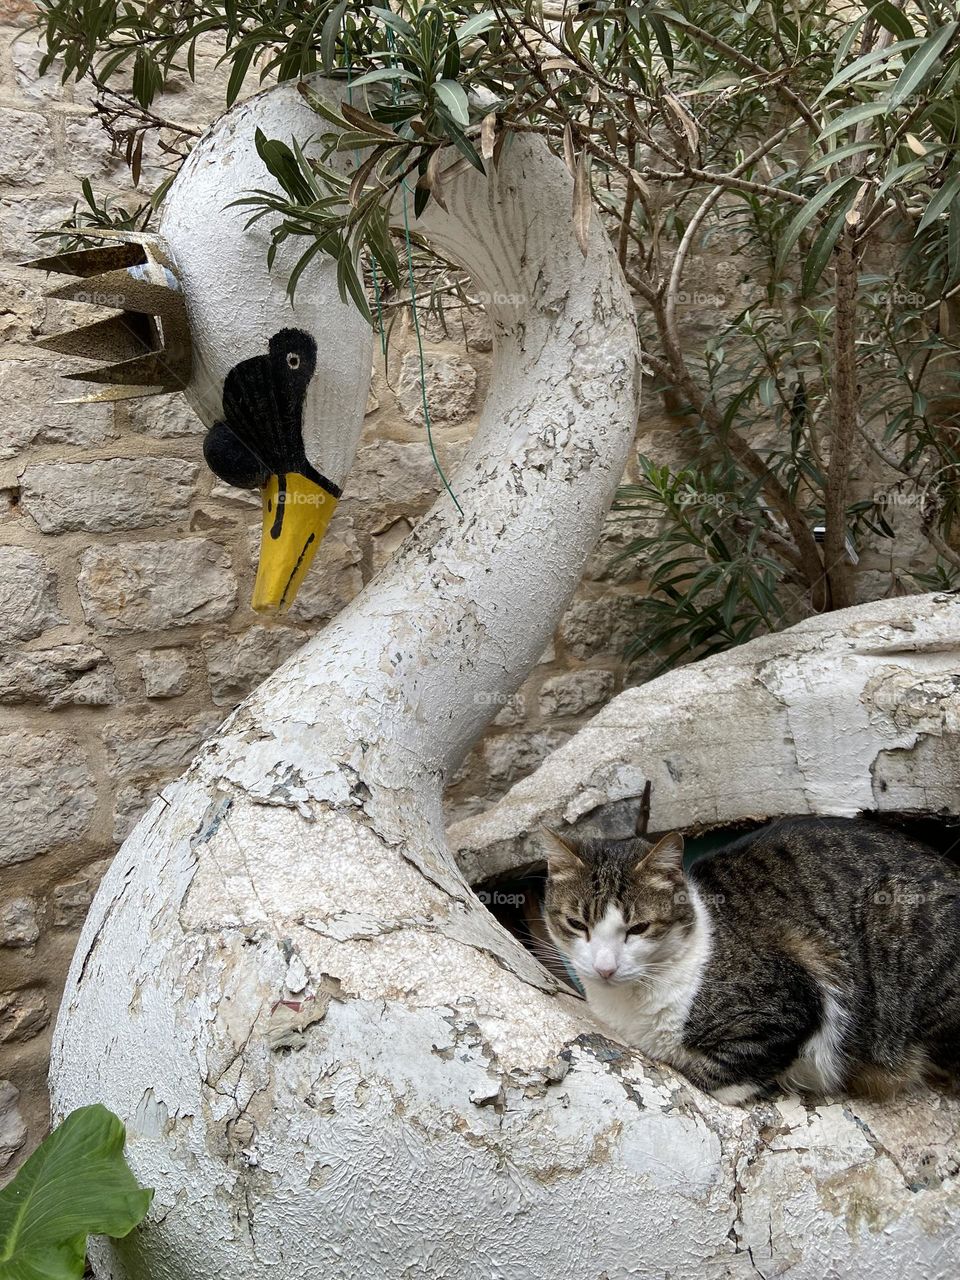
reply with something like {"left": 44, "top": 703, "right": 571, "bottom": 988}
{"left": 347, "top": 67, "right": 410, "bottom": 90}
{"left": 348, "top": 148, "right": 383, "bottom": 207}
{"left": 775, "top": 174, "right": 857, "bottom": 272}
{"left": 801, "top": 197, "right": 853, "bottom": 294}
{"left": 340, "top": 102, "right": 397, "bottom": 139}
{"left": 889, "top": 21, "right": 959, "bottom": 109}
{"left": 801, "top": 141, "right": 876, "bottom": 174}
{"left": 130, "top": 133, "right": 143, "bottom": 187}
{"left": 480, "top": 111, "right": 497, "bottom": 161}
{"left": 629, "top": 168, "right": 653, "bottom": 202}
{"left": 818, "top": 100, "right": 890, "bottom": 139}
{"left": 661, "top": 89, "right": 699, "bottom": 155}
{"left": 687, "top": 71, "right": 740, "bottom": 93}
{"left": 572, "top": 148, "right": 592, "bottom": 257}
{"left": 0, "top": 1105, "right": 152, "bottom": 1280}
{"left": 226, "top": 42, "right": 254, "bottom": 108}
{"left": 456, "top": 11, "right": 499, "bottom": 44}
{"left": 815, "top": 36, "right": 923, "bottom": 103}
{"left": 562, "top": 121, "right": 576, "bottom": 178}
{"left": 872, "top": 0, "right": 915, "bottom": 42}
{"left": 297, "top": 81, "right": 349, "bottom": 128}
{"left": 320, "top": 0, "right": 346, "bottom": 74}
{"left": 877, "top": 157, "right": 926, "bottom": 195}
{"left": 425, "top": 147, "right": 448, "bottom": 211}
{"left": 433, "top": 79, "right": 470, "bottom": 127}
{"left": 947, "top": 195, "right": 960, "bottom": 288}
{"left": 832, "top": 8, "right": 870, "bottom": 69}
{"left": 917, "top": 169, "right": 960, "bottom": 232}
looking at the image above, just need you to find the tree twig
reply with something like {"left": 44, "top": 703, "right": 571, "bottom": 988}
{"left": 823, "top": 213, "right": 861, "bottom": 610}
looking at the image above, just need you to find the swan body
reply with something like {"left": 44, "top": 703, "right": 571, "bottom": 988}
{"left": 48, "top": 77, "right": 960, "bottom": 1280}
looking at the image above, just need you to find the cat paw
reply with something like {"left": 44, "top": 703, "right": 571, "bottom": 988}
{"left": 711, "top": 1082, "right": 761, "bottom": 1106}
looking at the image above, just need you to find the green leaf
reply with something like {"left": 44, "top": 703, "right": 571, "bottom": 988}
{"left": 348, "top": 67, "right": 410, "bottom": 90}
{"left": 320, "top": 0, "right": 347, "bottom": 74}
{"left": 226, "top": 41, "right": 254, "bottom": 107}
{"left": 433, "top": 79, "right": 470, "bottom": 127}
{"left": 818, "top": 101, "right": 890, "bottom": 139}
{"left": 816, "top": 37, "right": 923, "bottom": 103}
{"left": 917, "top": 169, "right": 960, "bottom": 232}
{"left": 456, "top": 12, "right": 499, "bottom": 45}
{"left": 0, "top": 1105, "right": 152, "bottom": 1280}
{"left": 801, "top": 141, "right": 877, "bottom": 175}
{"left": 775, "top": 174, "right": 857, "bottom": 273}
{"left": 802, "top": 198, "right": 853, "bottom": 295}
{"left": 872, "top": 1, "right": 914, "bottom": 43}
{"left": 947, "top": 196, "right": 960, "bottom": 289}
{"left": 888, "top": 22, "right": 959, "bottom": 109}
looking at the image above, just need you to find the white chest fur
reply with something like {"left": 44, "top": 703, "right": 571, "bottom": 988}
{"left": 583, "top": 896, "right": 713, "bottom": 1065}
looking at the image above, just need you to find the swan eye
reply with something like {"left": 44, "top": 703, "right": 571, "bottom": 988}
{"left": 626, "top": 922, "right": 650, "bottom": 937}
{"left": 286, "top": 352, "right": 301, "bottom": 370}
{"left": 566, "top": 917, "right": 588, "bottom": 934}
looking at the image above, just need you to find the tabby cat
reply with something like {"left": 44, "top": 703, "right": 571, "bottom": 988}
{"left": 542, "top": 817, "right": 960, "bottom": 1103}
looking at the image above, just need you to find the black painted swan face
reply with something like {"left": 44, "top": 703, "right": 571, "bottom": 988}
{"left": 203, "top": 328, "right": 342, "bottom": 612}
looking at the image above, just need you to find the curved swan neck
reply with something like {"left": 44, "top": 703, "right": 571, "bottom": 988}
{"left": 254, "top": 135, "right": 641, "bottom": 783}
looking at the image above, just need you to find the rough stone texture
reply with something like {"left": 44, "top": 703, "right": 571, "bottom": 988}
{"left": 0, "top": 898, "right": 39, "bottom": 948}
{"left": 538, "top": 668, "right": 615, "bottom": 718}
{"left": 103, "top": 714, "right": 220, "bottom": 781}
{"left": 0, "top": 356, "right": 114, "bottom": 458}
{"left": 20, "top": 457, "right": 199, "bottom": 533}
{"left": 0, "top": 107, "right": 50, "bottom": 185}
{"left": 202, "top": 624, "right": 305, "bottom": 706}
{"left": 0, "top": 730, "right": 98, "bottom": 866}
{"left": 0, "top": 990, "right": 49, "bottom": 1044}
{"left": 482, "top": 728, "right": 572, "bottom": 789}
{"left": 558, "top": 593, "right": 638, "bottom": 660}
{"left": 0, "top": 1080, "right": 26, "bottom": 1172}
{"left": 0, "top": 546, "right": 61, "bottom": 641}
{"left": 78, "top": 539, "right": 238, "bottom": 633}
{"left": 50, "top": 858, "right": 113, "bottom": 931}
{"left": 396, "top": 351, "right": 478, "bottom": 424}
{"left": 0, "top": 643, "right": 117, "bottom": 706}
{"left": 137, "top": 648, "right": 191, "bottom": 699}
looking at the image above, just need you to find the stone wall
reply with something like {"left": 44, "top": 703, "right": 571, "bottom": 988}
{"left": 0, "top": 5, "right": 650, "bottom": 1174}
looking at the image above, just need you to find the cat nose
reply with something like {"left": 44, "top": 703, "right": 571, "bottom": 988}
{"left": 594, "top": 960, "right": 617, "bottom": 980}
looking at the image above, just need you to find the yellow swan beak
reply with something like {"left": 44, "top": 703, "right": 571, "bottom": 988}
{"left": 251, "top": 472, "right": 338, "bottom": 613}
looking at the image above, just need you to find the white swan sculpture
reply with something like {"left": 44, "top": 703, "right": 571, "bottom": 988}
{"left": 47, "top": 78, "right": 960, "bottom": 1280}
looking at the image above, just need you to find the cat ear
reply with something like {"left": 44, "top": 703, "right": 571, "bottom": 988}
{"left": 540, "top": 826, "right": 582, "bottom": 879}
{"left": 635, "top": 831, "right": 685, "bottom": 878}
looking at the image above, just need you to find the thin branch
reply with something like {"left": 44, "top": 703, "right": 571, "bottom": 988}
{"left": 823, "top": 213, "right": 861, "bottom": 610}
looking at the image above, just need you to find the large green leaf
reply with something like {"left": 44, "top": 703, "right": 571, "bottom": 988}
{"left": 0, "top": 1105, "right": 153, "bottom": 1280}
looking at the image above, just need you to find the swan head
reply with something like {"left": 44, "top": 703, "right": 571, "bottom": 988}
{"left": 28, "top": 80, "right": 374, "bottom": 614}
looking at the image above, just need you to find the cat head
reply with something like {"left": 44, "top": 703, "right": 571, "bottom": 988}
{"left": 541, "top": 827, "right": 696, "bottom": 985}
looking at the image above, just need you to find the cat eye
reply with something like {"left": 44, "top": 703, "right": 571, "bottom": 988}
{"left": 566, "top": 917, "right": 588, "bottom": 933}
{"left": 626, "top": 922, "right": 651, "bottom": 936}
{"left": 286, "top": 352, "right": 301, "bottom": 369}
